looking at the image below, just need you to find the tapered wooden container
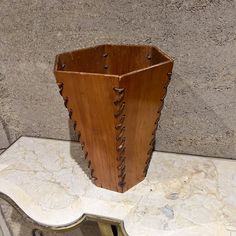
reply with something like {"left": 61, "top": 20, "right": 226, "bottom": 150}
{"left": 54, "top": 44, "right": 173, "bottom": 193}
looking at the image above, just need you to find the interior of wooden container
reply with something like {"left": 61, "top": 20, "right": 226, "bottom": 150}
{"left": 56, "top": 45, "right": 170, "bottom": 76}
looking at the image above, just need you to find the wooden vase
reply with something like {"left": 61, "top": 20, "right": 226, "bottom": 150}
{"left": 54, "top": 44, "right": 173, "bottom": 193}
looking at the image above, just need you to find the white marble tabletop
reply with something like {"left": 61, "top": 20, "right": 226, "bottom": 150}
{"left": 0, "top": 137, "right": 235, "bottom": 236}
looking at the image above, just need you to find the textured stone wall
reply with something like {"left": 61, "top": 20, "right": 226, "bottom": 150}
{"left": 0, "top": 0, "right": 235, "bottom": 158}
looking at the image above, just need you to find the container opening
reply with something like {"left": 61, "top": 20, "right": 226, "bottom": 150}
{"left": 56, "top": 44, "right": 170, "bottom": 76}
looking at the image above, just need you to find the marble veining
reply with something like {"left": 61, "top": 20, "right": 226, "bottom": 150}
{"left": 0, "top": 137, "right": 235, "bottom": 236}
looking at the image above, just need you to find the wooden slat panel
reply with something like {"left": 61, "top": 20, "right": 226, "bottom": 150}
{"left": 120, "top": 61, "right": 173, "bottom": 191}
{"left": 58, "top": 45, "right": 106, "bottom": 74}
{"left": 54, "top": 71, "right": 120, "bottom": 191}
{"left": 105, "top": 45, "right": 151, "bottom": 75}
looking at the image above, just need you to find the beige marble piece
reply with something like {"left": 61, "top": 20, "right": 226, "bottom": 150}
{"left": 0, "top": 137, "right": 235, "bottom": 236}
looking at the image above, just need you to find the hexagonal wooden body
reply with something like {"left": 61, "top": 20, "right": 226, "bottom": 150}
{"left": 54, "top": 44, "right": 173, "bottom": 192}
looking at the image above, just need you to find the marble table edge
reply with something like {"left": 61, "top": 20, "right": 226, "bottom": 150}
{"left": 0, "top": 191, "right": 128, "bottom": 235}
{"left": 0, "top": 136, "right": 236, "bottom": 236}
{"left": 0, "top": 136, "right": 129, "bottom": 235}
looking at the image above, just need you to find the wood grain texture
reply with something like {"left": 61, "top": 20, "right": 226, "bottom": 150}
{"left": 54, "top": 44, "right": 173, "bottom": 192}
{"left": 54, "top": 71, "right": 120, "bottom": 191}
{"left": 120, "top": 62, "right": 173, "bottom": 191}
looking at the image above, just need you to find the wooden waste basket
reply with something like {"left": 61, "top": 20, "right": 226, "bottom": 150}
{"left": 54, "top": 44, "right": 173, "bottom": 193}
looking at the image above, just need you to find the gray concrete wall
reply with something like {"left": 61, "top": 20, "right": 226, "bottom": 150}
{"left": 0, "top": 0, "right": 235, "bottom": 158}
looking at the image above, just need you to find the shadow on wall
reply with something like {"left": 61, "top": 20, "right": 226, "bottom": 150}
{"left": 155, "top": 73, "right": 235, "bottom": 159}
{"left": 0, "top": 118, "right": 10, "bottom": 150}
{"left": 68, "top": 119, "right": 92, "bottom": 182}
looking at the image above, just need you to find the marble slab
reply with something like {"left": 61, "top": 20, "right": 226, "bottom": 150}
{"left": 0, "top": 137, "right": 235, "bottom": 236}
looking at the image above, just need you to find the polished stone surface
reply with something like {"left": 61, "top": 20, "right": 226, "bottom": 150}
{"left": 0, "top": 137, "right": 235, "bottom": 235}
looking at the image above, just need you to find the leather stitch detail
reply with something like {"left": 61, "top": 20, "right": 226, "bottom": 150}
{"left": 143, "top": 72, "right": 172, "bottom": 176}
{"left": 56, "top": 82, "right": 98, "bottom": 183}
{"left": 113, "top": 87, "right": 126, "bottom": 192}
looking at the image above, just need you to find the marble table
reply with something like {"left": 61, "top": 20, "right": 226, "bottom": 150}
{"left": 0, "top": 136, "right": 236, "bottom": 236}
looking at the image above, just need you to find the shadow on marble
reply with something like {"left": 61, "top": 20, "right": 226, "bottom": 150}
{"left": 68, "top": 119, "right": 92, "bottom": 183}
{"left": 0, "top": 150, "right": 5, "bottom": 155}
